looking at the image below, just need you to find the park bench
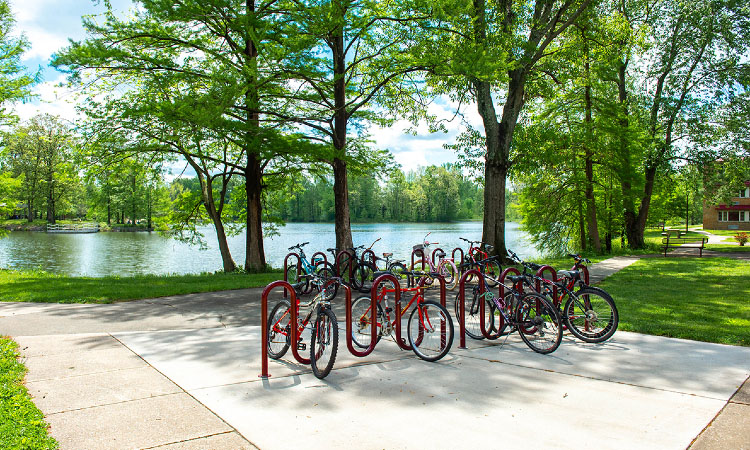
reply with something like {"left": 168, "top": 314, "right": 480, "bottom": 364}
{"left": 661, "top": 233, "right": 708, "bottom": 257}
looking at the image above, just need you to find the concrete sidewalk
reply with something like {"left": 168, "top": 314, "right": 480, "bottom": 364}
{"left": 2, "top": 255, "right": 749, "bottom": 449}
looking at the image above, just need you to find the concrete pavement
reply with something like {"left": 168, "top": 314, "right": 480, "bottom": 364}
{"left": 2, "top": 255, "right": 749, "bottom": 449}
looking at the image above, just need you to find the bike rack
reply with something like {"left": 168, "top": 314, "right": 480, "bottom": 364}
{"left": 452, "top": 247, "right": 465, "bottom": 268}
{"left": 498, "top": 267, "right": 522, "bottom": 302}
{"left": 431, "top": 247, "right": 445, "bottom": 266}
{"left": 361, "top": 249, "right": 376, "bottom": 267}
{"left": 311, "top": 251, "right": 328, "bottom": 268}
{"left": 260, "top": 280, "right": 310, "bottom": 378}
{"left": 411, "top": 248, "right": 426, "bottom": 270}
{"left": 581, "top": 265, "right": 590, "bottom": 284}
{"left": 346, "top": 274, "right": 398, "bottom": 357}
{"left": 282, "top": 252, "right": 301, "bottom": 299}
{"left": 456, "top": 269, "right": 483, "bottom": 349}
{"left": 335, "top": 250, "right": 355, "bottom": 284}
{"left": 535, "top": 265, "right": 558, "bottom": 305}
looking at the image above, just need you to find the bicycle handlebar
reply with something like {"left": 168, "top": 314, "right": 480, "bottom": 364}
{"left": 288, "top": 242, "right": 310, "bottom": 251}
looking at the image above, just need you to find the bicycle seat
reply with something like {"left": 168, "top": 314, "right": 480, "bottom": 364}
{"left": 557, "top": 270, "right": 580, "bottom": 279}
{"left": 508, "top": 275, "right": 526, "bottom": 283}
{"left": 382, "top": 252, "right": 392, "bottom": 258}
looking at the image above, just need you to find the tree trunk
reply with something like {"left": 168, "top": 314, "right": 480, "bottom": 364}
{"left": 583, "top": 47, "right": 601, "bottom": 253}
{"left": 329, "top": 6, "right": 354, "bottom": 252}
{"left": 46, "top": 177, "right": 55, "bottom": 224}
{"left": 245, "top": 153, "right": 266, "bottom": 271}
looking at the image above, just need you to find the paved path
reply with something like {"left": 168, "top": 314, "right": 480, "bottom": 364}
{"left": 1, "top": 256, "right": 748, "bottom": 449}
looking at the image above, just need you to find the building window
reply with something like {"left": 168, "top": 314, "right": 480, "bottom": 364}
{"left": 741, "top": 211, "right": 749, "bottom": 222}
{"left": 740, "top": 188, "right": 750, "bottom": 198}
{"left": 718, "top": 211, "right": 728, "bottom": 222}
{"left": 729, "top": 211, "right": 740, "bottom": 221}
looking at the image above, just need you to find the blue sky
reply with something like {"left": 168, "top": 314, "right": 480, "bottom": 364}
{"left": 10, "top": 0, "right": 476, "bottom": 174}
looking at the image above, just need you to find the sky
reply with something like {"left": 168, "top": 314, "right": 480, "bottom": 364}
{"left": 8, "top": 0, "right": 481, "bottom": 174}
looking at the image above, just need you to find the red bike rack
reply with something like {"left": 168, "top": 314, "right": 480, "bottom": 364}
{"left": 431, "top": 247, "right": 445, "bottom": 266}
{"left": 311, "top": 251, "right": 328, "bottom": 268}
{"left": 335, "top": 250, "right": 355, "bottom": 284}
{"left": 282, "top": 252, "right": 301, "bottom": 299}
{"left": 535, "top": 265, "right": 558, "bottom": 305}
{"left": 260, "top": 280, "right": 309, "bottom": 378}
{"left": 456, "top": 269, "right": 483, "bottom": 349}
{"left": 498, "top": 267, "right": 522, "bottom": 303}
{"left": 411, "top": 248, "right": 426, "bottom": 270}
{"left": 452, "top": 247, "right": 465, "bottom": 269}
{"left": 581, "top": 265, "right": 590, "bottom": 284}
{"left": 361, "top": 248, "right": 376, "bottom": 267}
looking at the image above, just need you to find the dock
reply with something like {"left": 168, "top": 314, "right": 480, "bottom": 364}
{"left": 46, "top": 223, "right": 100, "bottom": 233}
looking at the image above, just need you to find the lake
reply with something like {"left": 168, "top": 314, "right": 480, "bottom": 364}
{"left": 0, "top": 222, "right": 538, "bottom": 277}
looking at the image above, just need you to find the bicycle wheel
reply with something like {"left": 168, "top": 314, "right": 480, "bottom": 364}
{"left": 454, "top": 287, "right": 493, "bottom": 340}
{"left": 316, "top": 265, "right": 339, "bottom": 301}
{"left": 352, "top": 262, "right": 375, "bottom": 293}
{"left": 407, "top": 300, "right": 454, "bottom": 362}
{"left": 267, "top": 300, "right": 291, "bottom": 360}
{"left": 285, "top": 265, "right": 309, "bottom": 294}
{"left": 310, "top": 307, "right": 339, "bottom": 379}
{"left": 351, "top": 295, "right": 383, "bottom": 349}
{"left": 564, "top": 287, "right": 619, "bottom": 343}
{"left": 514, "top": 293, "right": 562, "bottom": 354}
{"left": 438, "top": 260, "right": 459, "bottom": 290}
{"left": 483, "top": 260, "right": 501, "bottom": 288}
{"left": 388, "top": 262, "right": 408, "bottom": 286}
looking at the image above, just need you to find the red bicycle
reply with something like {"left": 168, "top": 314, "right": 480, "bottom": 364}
{"left": 459, "top": 237, "right": 501, "bottom": 287}
{"left": 350, "top": 271, "right": 454, "bottom": 361}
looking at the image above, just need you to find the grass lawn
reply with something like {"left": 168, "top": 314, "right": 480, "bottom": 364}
{"left": 0, "top": 337, "right": 58, "bottom": 450}
{"left": 0, "top": 270, "right": 282, "bottom": 303}
{"left": 597, "top": 257, "right": 750, "bottom": 346}
{"left": 706, "top": 244, "right": 750, "bottom": 252}
{"left": 701, "top": 229, "right": 749, "bottom": 236}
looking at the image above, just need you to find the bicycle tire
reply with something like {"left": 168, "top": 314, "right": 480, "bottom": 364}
{"left": 285, "top": 265, "right": 309, "bottom": 294}
{"left": 310, "top": 307, "right": 339, "bottom": 379}
{"left": 483, "top": 260, "right": 501, "bottom": 288}
{"left": 407, "top": 300, "right": 454, "bottom": 362}
{"left": 388, "top": 262, "right": 408, "bottom": 285}
{"left": 351, "top": 295, "right": 383, "bottom": 349}
{"left": 267, "top": 300, "right": 291, "bottom": 360}
{"left": 454, "top": 288, "right": 493, "bottom": 340}
{"left": 514, "top": 293, "right": 562, "bottom": 354}
{"left": 564, "top": 287, "right": 619, "bottom": 343}
{"left": 352, "top": 262, "right": 375, "bottom": 293}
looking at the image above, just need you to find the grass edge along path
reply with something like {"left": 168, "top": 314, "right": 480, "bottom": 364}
{"left": 0, "top": 336, "right": 58, "bottom": 450}
{"left": 597, "top": 257, "right": 750, "bottom": 347}
{"left": 0, "top": 269, "right": 281, "bottom": 304}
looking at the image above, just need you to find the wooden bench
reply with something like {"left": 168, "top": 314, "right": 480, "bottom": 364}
{"left": 661, "top": 235, "right": 708, "bottom": 257}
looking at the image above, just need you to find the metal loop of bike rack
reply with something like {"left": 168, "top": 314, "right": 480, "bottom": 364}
{"left": 456, "top": 269, "right": 483, "bottom": 349}
{"left": 282, "top": 252, "right": 301, "bottom": 299}
{"left": 535, "top": 265, "right": 558, "bottom": 305}
{"left": 411, "top": 248, "right": 426, "bottom": 270}
{"left": 498, "top": 267, "right": 522, "bottom": 303}
{"left": 452, "top": 247, "right": 465, "bottom": 269}
{"left": 335, "top": 250, "right": 355, "bottom": 284}
{"left": 361, "top": 249, "right": 376, "bottom": 267}
{"left": 581, "top": 265, "right": 590, "bottom": 285}
{"left": 431, "top": 247, "right": 445, "bottom": 266}
{"left": 260, "top": 280, "right": 309, "bottom": 378}
{"left": 346, "top": 274, "right": 397, "bottom": 357}
{"left": 310, "top": 251, "right": 328, "bottom": 268}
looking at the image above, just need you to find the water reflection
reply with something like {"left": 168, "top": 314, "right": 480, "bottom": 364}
{"left": 0, "top": 222, "right": 538, "bottom": 277}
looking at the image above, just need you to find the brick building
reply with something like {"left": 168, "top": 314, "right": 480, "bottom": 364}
{"left": 702, "top": 181, "right": 750, "bottom": 231}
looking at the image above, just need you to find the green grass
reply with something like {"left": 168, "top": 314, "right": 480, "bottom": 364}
{"left": 701, "top": 229, "right": 748, "bottom": 236}
{"left": 0, "top": 269, "right": 283, "bottom": 303}
{"left": 0, "top": 337, "right": 58, "bottom": 450}
{"left": 597, "top": 258, "right": 750, "bottom": 346}
{"left": 706, "top": 244, "right": 750, "bottom": 252}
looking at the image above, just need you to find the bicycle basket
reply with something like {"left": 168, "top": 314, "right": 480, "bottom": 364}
{"left": 413, "top": 243, "right": 424, "bottom": 251}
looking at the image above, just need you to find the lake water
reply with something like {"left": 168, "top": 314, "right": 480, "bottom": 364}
{"left": 0, "top": 222, "right": 538, "bottom": 277}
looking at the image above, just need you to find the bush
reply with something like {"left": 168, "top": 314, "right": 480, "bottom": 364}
{"left": 735, "top": 232, "right": 749, "bottom": 246}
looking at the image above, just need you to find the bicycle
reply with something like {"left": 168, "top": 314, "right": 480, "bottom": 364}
{"left": 454, "top": 261, "right": 563, "bottom": 354}
{"left": 326, "top": 244, "right": 367, "bottom": 290}
{"left": 459, "top": 237, "right": 501, "bottom": 287}
{"left": 287, "top": 242, "right": 337, "bottom": 298}
{"left": 267, "top": 274, "right": 341, "bottom": 378}
{"left": 528, "top": 252, "right": 618, "bottom": 343}
{"left": 352, "top": 238, "right": 408, "bottom": 292}
{"left": 409, "top": 232, "right": 459, "bottom": 290}
{"left": 350, "top": 270, "right": 454, "bottom": 361}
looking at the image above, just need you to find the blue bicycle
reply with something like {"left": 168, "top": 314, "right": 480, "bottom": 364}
{"left": 287, "top": 242, "right": 338, "bottom": 298}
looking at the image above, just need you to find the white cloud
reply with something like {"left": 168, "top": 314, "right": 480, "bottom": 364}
{"left": 15, "top": 74, "right": 81, "bottom": 123}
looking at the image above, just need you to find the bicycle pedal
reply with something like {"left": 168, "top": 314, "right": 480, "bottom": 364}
{"left": 385, "top": 307, "right": 393, "bottom": 313}
{"left": 296, "top": 342, "right": 307, "bottom": 351}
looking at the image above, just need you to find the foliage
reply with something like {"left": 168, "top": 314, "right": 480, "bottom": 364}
{"left": 734, "top": 233, "right": 748, "bottom": 246}
{"left": 0, "top": 0, "right": 36, "bottom": 125}
{"left": 0, "top": 336, "right": 58, "bottom": 450}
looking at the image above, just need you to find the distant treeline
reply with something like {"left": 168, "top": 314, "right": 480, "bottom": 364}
{"left": 269, "top": 165, "right": 485, "bottom": 223}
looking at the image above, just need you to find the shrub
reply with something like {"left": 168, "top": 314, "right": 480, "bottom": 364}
{"left": 734, "top": 232, "right": 749, "bottom": 246}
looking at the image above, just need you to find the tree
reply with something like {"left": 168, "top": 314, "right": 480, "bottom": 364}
{"left": 0, "top": 0, "right": 36, "bottom": 124}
